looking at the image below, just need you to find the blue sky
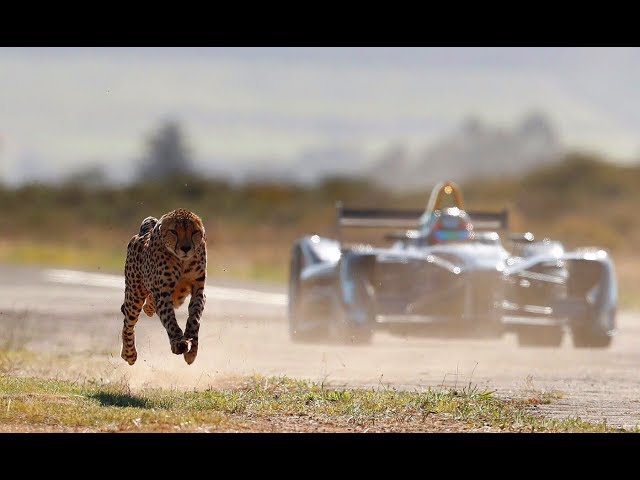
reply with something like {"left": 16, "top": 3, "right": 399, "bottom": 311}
{"left": 1, "top": 47, "right": 639, "bottom": 183}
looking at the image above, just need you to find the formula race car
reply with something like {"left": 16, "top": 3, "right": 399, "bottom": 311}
{"left": 288, "top": 181, "right": 617, "bottom": 348}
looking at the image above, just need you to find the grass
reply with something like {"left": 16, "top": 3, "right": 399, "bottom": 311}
{"left": 0, "top": 238, "right": 289, "bottom": 282}
{"left": 0, "top": 373, "right": 631, "bottom": 433}
{"left": 0, "top": 239, "right": 125, "bottom": 275}
{"left": 613, "top": 254, "right": 640, "bottom": 310}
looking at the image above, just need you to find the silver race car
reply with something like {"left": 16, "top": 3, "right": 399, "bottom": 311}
{"left": 288, "top": 181, "right": 617, "bottom": 348}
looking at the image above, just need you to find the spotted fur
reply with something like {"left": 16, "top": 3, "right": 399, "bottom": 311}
{"left": 120, "top": 208, "right": 207, "bottom": 365}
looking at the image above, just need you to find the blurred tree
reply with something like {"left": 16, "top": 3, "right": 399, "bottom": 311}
{"left": 137, "top": 120, "right": 193, "bottom": 182}
{"left": 62, "top": 164, "right": 109, "bottom": 188}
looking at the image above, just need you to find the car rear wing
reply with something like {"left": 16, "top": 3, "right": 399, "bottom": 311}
{"left": 467, "top": 210, "right": 509, "bottom": 230}
{"left": 336, "top": 202, "right": 508, "bottom": 237}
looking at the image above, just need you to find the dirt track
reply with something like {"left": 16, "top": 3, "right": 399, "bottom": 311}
{"left": 1, "top": 264, "right": 639, "bottom": 428}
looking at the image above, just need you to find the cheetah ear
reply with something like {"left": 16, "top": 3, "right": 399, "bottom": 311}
{"left": 154, "top": 219, "right": 164, "bottom": 235}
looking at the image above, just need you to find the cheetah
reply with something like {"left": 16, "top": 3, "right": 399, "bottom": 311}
{"left": 120, "top": 208, "right": 207, "bottom": 365}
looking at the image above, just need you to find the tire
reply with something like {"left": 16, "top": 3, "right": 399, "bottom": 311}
{"left": 327, "top": 302, "right": 374, "bottom": 345}
{"left": 327, "top": 272, "right": 374, "bottom": 345}
{"left": 288, "top": 245, "right": 328, "bottom": 343}
{"left": 289, "top": 244, "right": 374, "bottom": 345}
{"left": 516, "top": 325, "right": 564, "bottom": 347}
{"left": 571, "top": 326, "right": 612, "bottom": 349}
{"left": 569, "top": 308, "right": 615, "bottom": 349}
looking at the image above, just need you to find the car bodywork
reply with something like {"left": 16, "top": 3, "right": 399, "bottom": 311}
{"left": 288, "top": 181, "right": 617, "bottom": 348}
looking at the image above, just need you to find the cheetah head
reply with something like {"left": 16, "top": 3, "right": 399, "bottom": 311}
{"left": 159, "top": 208, "right": 206, "bottom": 260}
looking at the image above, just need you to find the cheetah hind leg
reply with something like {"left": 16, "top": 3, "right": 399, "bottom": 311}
{"left": 183, "top": 339, "right": 198, "bottom": 365}
{"left": 142, "top": 294, "right": 156, "bottom": 317}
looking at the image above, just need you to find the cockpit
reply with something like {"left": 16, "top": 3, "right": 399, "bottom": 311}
{"left": 424, "top": 208, "right": 474, "bottom": 245}
{"left": 419, "top": 181, "right": 474, "bottom": 245}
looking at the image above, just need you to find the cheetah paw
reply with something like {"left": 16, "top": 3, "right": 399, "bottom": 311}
{"left": 121, "top": 348, "right": 137, "bottom": 365}
{"left": 183, "top": 341, "right": 198, "bottom": 365}
{"left": 171, "top": 338, "right": 190, "bottom": 355}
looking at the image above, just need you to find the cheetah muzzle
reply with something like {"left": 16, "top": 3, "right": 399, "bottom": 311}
{"left": 120, "top": 208, "right": 207, "bottom": 365}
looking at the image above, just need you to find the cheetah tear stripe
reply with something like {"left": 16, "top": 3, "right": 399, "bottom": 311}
{"left": 43, "top": 269, "right": 287, "bottom": 306}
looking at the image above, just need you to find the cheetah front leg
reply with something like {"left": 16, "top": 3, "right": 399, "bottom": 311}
{"left": 154, "top": 291, "right": 190, "bottom": 356}
{"left": 120, "top": 291, "right": 145, "bottom": 365}
{"left": 183, "top": 279, "right": 206, "bottom": 365}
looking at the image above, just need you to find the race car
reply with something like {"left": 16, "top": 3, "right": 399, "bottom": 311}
{"left": 288, "top": 181, "right": 617, "bottom": 348}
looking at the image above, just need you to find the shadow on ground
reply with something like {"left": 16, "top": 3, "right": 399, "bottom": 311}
{"left": 89, "top": 391, "right": 155, "bottom": 409}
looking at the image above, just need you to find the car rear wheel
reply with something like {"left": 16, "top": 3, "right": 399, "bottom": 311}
{"left": 569, "top": 308, "right": 615, "bottom": 349}
{"left": 516, "top": 325, "right": 564, "bottom": 347}
{"left": 571, "top": 326, "right": 612, "bottom": 349}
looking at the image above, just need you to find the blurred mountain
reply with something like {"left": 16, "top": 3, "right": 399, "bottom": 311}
{"left": 289, "top": 146, "right": 367, "bottom": 184}
{"left": 368, "top": 112, "right": 563, "bottom": 190}
{"left": 18, "top": 112, "right": 565, "bottom": 189}
{"left": 241, "top": 146, "right": 368, "bottom": 185}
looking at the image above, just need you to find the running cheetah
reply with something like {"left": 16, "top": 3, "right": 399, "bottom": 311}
{"left": 120, "top": 208, "right": 206, "bottom": 365}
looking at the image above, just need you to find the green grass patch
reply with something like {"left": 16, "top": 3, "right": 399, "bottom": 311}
{"left": 0, "top": 241, "right": 124, "bottom": 274}
{"left": 0, "top": 239, "right": 289, "bottom": 283}
{"left": 0, "top": 374, "right": 631, "bottom": 433}
{"left": 208, "top": 260, "right": 287, "bottom": 283}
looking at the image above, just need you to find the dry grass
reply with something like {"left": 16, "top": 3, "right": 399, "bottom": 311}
{"left": 0, "top": 373, "right": 630, "bottom": 433}
{"left": 613, "top": 253, "right": 640, "bottom": 310}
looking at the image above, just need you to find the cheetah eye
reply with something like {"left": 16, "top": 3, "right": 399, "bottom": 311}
{"left": 168, "top": 229, "right": 178, "bottom": 236}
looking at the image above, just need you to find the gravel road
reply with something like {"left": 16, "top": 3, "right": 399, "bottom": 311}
{"left": 1, "top": 264, "right": 638, "bottom": 428}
